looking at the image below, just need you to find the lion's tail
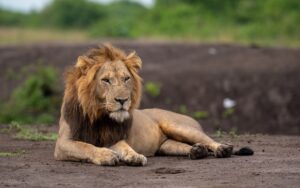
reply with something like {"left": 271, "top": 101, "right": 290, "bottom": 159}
{"left": 232, "top": 146, "right": 254, "bottom": 156}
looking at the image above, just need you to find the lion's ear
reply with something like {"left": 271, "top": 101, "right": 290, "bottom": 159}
{"left": 126, "top": 51, "right": 142, "bottom": 71}
{"left": 75, "top": 56, "right": 94, "bottom": 75}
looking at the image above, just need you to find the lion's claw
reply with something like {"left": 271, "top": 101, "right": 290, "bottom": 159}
{"left": 123, "top": 153, "right": 147, "bottom": 166}
{"left": 214, "top": 144, "right": 233, "bottom": 158}
{"left": 91, "top": 148, "right": 120, "bottom": 166}
{"left": 189, "top": 143, "right": 209, "bottom": 160}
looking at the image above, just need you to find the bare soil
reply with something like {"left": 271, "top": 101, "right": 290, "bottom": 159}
{"left": 0, "top": 41, "right": 299, "bottom": 134}
{"left": 0, "top": 128, "right": 299, "bottom": 187}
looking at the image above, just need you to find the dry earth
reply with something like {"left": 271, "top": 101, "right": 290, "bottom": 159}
{"left": 0, "top": 129, "right": 299, "bottom": 188}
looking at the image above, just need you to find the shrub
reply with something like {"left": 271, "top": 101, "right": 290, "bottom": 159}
{"left": 40, "top": 0, "right": 106, "bottom": 28}
{"left": 0, "top": 65, "right": 60, "bottom": 124}
{"left": 145, "top": 81, "right": 161, "bottom": 97}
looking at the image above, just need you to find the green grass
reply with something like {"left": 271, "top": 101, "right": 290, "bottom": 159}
{"left": 222, "top": 107, "right": 236, "bottom": 118}
{"left": 4, "top": 121, "right": 58, "bottom": 141}
{"left": 192, "top": 111, "right": 210, "bottom": 120}
{"left": 0, "top": 27, "right": 88, "bottom": 46}
{"left": 179, "top": 105, "right": 188, "bottom": 114}
{"left": 15, "top": 128, "right": 58, "bottom": 141}
{"left": 178, "top": 106, "right": 210, "bottom": 120}
{"left": 215, "top": 128, "right": 238, "bottom": 138}
{"left": 0, "top": 150, "right": 25, "bottom": 157}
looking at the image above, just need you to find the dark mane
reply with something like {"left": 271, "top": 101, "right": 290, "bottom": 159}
{"left": 63, "top": 100, "right": 132, "bottom": 147}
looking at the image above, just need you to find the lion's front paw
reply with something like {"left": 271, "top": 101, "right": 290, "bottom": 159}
{"left": 189, "top": 143, "right": 209, "bottom": 160}
{"left": 123, "top": 153, "right": 147, "bottom": 166}
{"left": 91, "top": 148, "right": 119, "bottom": 166}
{"left": 214, "top": 144, "right": 233, "bottom": 158}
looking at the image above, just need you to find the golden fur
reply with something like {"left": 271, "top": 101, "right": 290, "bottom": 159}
{"left": 54, "top": 44, "right": 236, "bottom": 166}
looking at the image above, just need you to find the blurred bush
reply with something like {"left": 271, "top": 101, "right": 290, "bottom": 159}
{"left": 0, "top": 65, "right": 60, "bottom": 124}
{"left": 145, "top": 81, "right": 161, "bottom": 97}
{"left": 41, "top": 0, "right": 106, "bottom": 28}
{"left": 89, "top": 1, "right": 147, "bottom": 37}
{"left": 0, "top": 0, "right": 299, "bottom": 46}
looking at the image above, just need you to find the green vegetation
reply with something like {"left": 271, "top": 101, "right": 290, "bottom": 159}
{"left": 41, "top": 0, "right": 106, "bottom": 28}
{"left": 222, "top": 107, "right": 236, "bottom": 118}
{"left": 0, "top": 0, "right": 299, "bottom": 46}
{"left": 4, "top": 121, "right": 58, "bottom": 141}
{"left": 0, "top": 27, "right": 87, "bottom": 45}
{"left": 179, "top": 105, "right": 188, "bottom": 114}
{"left": 145, "top": 81, "right": 161, "bottom": 97}
{"left": 0, "top": 150, "right": 25, "bottom": 157}
{"left": 215, "top": 127, "right": 238, "bottom": 138}
{"left": 178, "top": 105, "right": 209, "bottom": 120}
{"left": 192, "top": 111, "right": 209, "bottom": 120}
{"left": 0, "top": 65, "right": 60, "bottom": 124}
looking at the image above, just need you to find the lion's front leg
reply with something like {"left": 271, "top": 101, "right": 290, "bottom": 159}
{"left": 55, "top": 139, "right": 120, "bottom": 165}
{"left": 54, "top": 115, "right": 120, "bottom": 166}
{"left": 110, "top": 140, "right": 147, "bottom": 166}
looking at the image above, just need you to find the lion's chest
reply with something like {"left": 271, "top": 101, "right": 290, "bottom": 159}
{"left": 69, "top": 114, "right": 132, "bottom": 147}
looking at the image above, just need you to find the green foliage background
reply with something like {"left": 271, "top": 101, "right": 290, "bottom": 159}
{"left": 0, "top": 65, "right": 60, "bottom": 124}
{"left": 0, "top": 0, "right": 299, "bottom": 46}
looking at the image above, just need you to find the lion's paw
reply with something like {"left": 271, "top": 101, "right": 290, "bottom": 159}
{"left": 189, "top": 143, "right": 209, "bottom": 160}
{"left": 214, "top": 144, "right": 233, "bottom": 158}
{"left": 123, "top": 153, "right": 147, "bottom": 166}
{"left": 91, "top": 148, "right": 119, "bottom": 166}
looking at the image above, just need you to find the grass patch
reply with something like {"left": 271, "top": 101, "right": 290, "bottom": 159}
{"left": 5, "top": 121, "right": 58, "bottom": 141}
{"left": 222, "top": 107, "right": 236, "bottom": 118}
{"left": 15, "top": 128, "right": 58, "bottom": 141}
{"left": 179, "top": 105, "right": 188, "bottom": 114}
{"left": 192, "top": 111, "right": 209, "bottom": 120}
{"left": 0, "top": 27, "right": 88, "bottom": 46}
{"left": 0, "top": 150, "right": 25, "bottom": 157}
{"left": 215, "top": 127, "right": 238, "bottom": 139}
{"left": 178, "top": 106, "right": 210, "bottom": 120}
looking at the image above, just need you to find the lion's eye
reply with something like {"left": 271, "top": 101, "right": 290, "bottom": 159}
{"left": 102, "top": 78, "right": 110, "bottom": 84}
{"left": 124, "top": 76, "right": 130, "bottom": 82}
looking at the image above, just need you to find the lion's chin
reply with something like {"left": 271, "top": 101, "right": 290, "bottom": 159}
{"left": 109, "top": 110, "right": 130, "bottom": 122}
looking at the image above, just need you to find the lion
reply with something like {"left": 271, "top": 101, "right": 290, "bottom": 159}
{"left": 54, "top": 44, "right": 253, "bottom": 166}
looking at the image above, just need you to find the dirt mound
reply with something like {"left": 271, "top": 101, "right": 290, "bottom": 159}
{"left": 0, "top": 41, "right": 299, "bottom": 134}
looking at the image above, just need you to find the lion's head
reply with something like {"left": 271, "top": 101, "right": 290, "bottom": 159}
{"left": 64, "top": 44, "right": 142, "bottom": 123}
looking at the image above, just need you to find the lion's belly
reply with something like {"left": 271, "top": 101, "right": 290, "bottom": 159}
{"left": 126, "top": 110, "right": 167, "bottom": 156}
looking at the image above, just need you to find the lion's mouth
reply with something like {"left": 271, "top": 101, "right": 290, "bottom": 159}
{"left": 109, "top": 110, "right": 130, "bottom": 122}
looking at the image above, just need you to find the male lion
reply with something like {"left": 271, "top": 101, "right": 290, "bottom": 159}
{"left": 54, "top": 44, "right": 251, "bottom": 166}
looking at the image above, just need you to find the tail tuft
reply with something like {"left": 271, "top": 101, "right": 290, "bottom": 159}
{"left": 233, "top": 147, "right": 254, "bottom": 156}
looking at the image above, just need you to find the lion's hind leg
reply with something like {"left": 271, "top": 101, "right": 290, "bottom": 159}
{"left": 144, "top": 109, "right": 233, "bottom": 158}
{"left": 160, "top": 120, "right": 233, "bottom": 158}
{"left": 157, "top": 139, "right": 209, "bottom": 159}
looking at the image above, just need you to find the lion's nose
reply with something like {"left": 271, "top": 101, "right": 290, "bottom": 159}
{"left": 115, "top": 97, "right": 128, "bottom": 105}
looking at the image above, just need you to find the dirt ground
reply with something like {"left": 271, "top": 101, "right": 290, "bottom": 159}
{"left": 0, "top": 127, "right": 299, "bottom": 188}
{"left": 0, "top": 41, "right": 299, "bottom": 134}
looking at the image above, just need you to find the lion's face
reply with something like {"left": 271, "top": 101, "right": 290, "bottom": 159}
{"left": 65, "top": 44, "right": 142, "bottom": 123}
{"left": 95, "top": 60, "right": 134, "bottom": 122}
